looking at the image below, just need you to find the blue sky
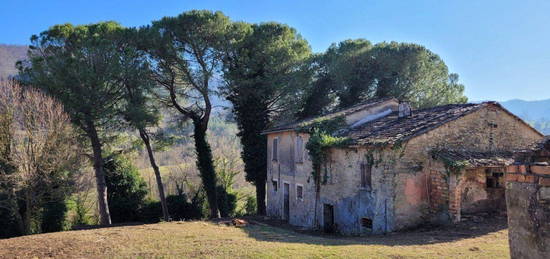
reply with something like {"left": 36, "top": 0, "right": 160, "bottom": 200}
{"left": 1, "top": 0, "right": 549, "bottom": 101}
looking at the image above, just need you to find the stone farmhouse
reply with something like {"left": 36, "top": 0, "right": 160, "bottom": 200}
{"left": 263, "top": 98, "right": 544, "bottom": 235}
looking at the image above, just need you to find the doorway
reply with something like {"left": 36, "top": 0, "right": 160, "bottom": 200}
{"left": 283, "top": 183, "right": 290, "bottom": 221}
{"left": 323, "top": 204, "right": 335, "bottom": 233}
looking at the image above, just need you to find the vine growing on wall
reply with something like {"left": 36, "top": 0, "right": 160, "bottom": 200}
{"left": 297, "top": 116, "right": 351, "bottom": 190}
{"left": 430, "top": 150, "right": 470, "bottom": 175}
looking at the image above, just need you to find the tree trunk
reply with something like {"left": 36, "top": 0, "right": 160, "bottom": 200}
{"left": 192, "top": 119, "right": 219, "bottom": 218}
{"left": 7, "top": 187, "right": 25, "bottom": 236}
{"left": 86, "top": 121, "right": 111, "bottom": 225}
{"left": 255, "top": 178, "right": 266, "bottom": 215}
{"left": 139, "top": 128, "right": 170, "bottom": 222}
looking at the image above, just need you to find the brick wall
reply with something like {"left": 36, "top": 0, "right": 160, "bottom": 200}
{"left": 506, "top": 165, "right": 550, "bottom": 186}
{"left": 428, "top": 170, "right": 449, "bottom": 213}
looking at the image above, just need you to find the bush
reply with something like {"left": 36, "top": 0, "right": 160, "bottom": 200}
{"left": 244, "top": 195, "right": 257, "bottom": 216}
{"left": 139, "top": 192, "right": 207, "bottom": 223}
{"left": 0, "top": 201, "right": 21, "bottom": 238}
{"left": 104, "top": 154, "right": 148, "bottom": 223}
{"left": 41, "top": 200, "right": 69, "bottom": 233}
{"left": 138, "top": 200, "right": 162, "bottom": 223}
{"left": 233, "top": 190, "right": 257, "bottom": 217}
{"left": 216, "top": 186, "right": 237, "bottom": 217}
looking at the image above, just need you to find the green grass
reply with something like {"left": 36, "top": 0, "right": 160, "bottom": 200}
{"left": 0, "top": 220, "right": 509, "bottom": 258}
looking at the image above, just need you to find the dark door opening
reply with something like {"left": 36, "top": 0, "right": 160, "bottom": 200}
{"left": 283, "top": 183, "right": 290, "bottom": 221}
{"left": 323, "top": 204, "right": 334, "bottom": 233}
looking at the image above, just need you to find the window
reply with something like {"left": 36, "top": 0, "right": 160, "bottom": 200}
{"left": 360, "top": 163, "right": 372, "bottom": 189}
{"left": 272, "top": 179, "right": 278, "bottom": 192}
{"left": 295, "top": 136, "right": 304, "bottom": 163}
{"left": 361, "top": 217, "right": 373, "bottom": 229}
{"left": 485, "top": 169, "right": 504, "bottom": 188}
{"left": 296, "top": 185, "right": 303, "bottom": 200}
{"left": 272, "top": 138, "right": 278, "bottom": 161}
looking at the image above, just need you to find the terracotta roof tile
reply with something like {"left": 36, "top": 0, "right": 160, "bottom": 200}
{"left": 344, "top": 103, "right": 485, "bottom": 146}
{"left": 432, "top": 149, "right": 515, "bottom": 167}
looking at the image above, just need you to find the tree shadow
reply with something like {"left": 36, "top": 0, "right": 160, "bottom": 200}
{"left": 70, "top": 221, "right": 148, "bottom": 231}
{"left": 239, "top": 215, "right": 508, "bottom": 246}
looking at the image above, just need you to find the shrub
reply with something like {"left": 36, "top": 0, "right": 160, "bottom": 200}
{"left": 244, "top": 195, "right": 257, "bottom": 216}
{"left": 104, "top": 154, "right": 148, "bottom": 223}
{"left": 216, "top": 185, "right": 237, "bottom": 217}
{"left": 233, "top": 190, "right": 257, "bottom": 217}
{"left": 139, "top": 192, "right": 207, "bottom": 223}
{"left": 0, "top": 193, "right": 21, "bottom": 238}
{"left": 40, "top": 200, "right": 69, "bottom": 233}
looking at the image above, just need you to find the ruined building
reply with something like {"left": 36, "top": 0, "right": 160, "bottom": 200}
{"left": 263, "top": 98, "right": 544, "bottom": 235}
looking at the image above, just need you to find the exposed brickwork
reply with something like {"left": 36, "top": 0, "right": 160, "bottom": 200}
{"left": 531, "top": 165, "right": 550, "bottom": 175}
{"left": 505, "top": 165, "right": 550, "bottom": 184}
{"left": 540, "top": 177, "right": 550, "bottom": 187}
{"left": 428, "top": 170, "right": 449, "bottom": 213}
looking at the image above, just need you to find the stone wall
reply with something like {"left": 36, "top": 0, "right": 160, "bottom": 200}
{"left": 506, "top": 164, "right": 550, "bottom": 259}
{"left": 391, "top": 104, "right": 542, "bottom": 228}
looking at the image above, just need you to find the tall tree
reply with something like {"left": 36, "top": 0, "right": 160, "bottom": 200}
{"left": 298, "top": 40, "right": 467, "bottom": 118}
{"left": 18, "top": 22, "right": 129, "bottom": 225}
{"left": 222, "top": 22, "right": 311, "bottom": 214}
{"left": 117, "top": 28, "right": 170, "bottom": 221}
{"left": 142, "top": 10, "right": 232, "bottom": 218}
{"left": 296, "top": 39, "right": 373, "bottom": 119}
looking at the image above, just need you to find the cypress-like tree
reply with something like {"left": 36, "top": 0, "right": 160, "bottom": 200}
{"left": 223, "top": 22, "right": 311, "bottom": 214}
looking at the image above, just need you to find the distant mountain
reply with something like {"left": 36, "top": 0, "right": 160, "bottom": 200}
{"left": 501, "top": 99, "right": 550, "bottom": 121}
{"left": 0, "top": 44, "right": 27, "bottom": 80}
{"left": 500, "top": 99, "right": 550, "bottom": 135}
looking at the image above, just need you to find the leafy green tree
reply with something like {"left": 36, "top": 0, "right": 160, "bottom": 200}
{"left": 103, "top": 153, "right": 148, "bottom": 223}
{"left": 19, "top": 22, "right": 131, "bottom": 225}
{"left": 116, "top": 28, "right": 170, "bottom": 222}
{"left": 222, "top": 22, "right": 311, "bottom": 214}
{"left": 142, "top": 10, "right": 233, "bottom": 218}
{"left": 298, "top": 40, "right": 467, "bottom": 118}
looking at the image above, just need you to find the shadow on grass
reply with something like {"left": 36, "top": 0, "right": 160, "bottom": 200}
{"left": 240, "top": 215, "right": 508, "bottom": 247}
{"left": 71, "top": 221, "right": 148, "bottom": 231}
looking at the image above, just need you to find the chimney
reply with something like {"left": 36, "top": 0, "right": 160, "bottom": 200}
{"left": 398, "top": 102, "right": 411, "bottom": 118}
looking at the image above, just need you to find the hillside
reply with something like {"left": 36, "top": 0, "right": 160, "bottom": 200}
{"left": 500, "top": 99, "right": 550, "bottom": 134}
{"left": 0, "top": 219, "right": 509, "bottom": 258}
{"left": 0, "top": 44, "right": 27, "bottom": 80}
{"left": 501, "top": 99, "right": 550, "bottom": 121}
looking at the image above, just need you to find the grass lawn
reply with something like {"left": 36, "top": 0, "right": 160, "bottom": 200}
{"left": 0, "top": 219, "right": 509, "bottom": 259}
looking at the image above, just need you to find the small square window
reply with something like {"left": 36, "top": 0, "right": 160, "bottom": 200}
{"left": 296, "top": 185, "right": 303, "bottom": 200}
{"left": 361, "top": 217, "right": 373, "bottom": 229}
{"left": 272, "top": 180, "right": 278, "bottom": 192}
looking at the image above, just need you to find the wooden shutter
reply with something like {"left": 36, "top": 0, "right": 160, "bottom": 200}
{"left": 361, "top": 163, "right": 372, "bottom": 188}
{"left": 272, "top": 138, "right": 278, "bottom": 161}
{"left": 295, "top": 136, "right": 303, "bottom": 163}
